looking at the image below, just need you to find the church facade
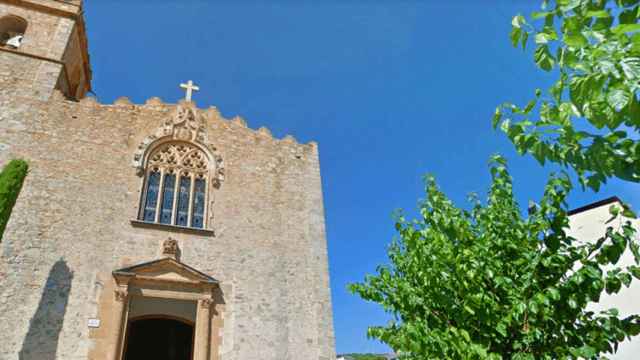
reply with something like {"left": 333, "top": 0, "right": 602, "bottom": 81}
{"left": 0, "top": 1, "right": 336, "bottom": 360}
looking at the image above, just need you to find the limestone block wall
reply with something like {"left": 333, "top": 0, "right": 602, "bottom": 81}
{"left": 0, "top": 92, "right": 336, "bottom": 360}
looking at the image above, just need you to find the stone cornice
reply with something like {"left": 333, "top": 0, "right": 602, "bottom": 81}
{"left": 0, "top": 0, "right": 80, "bottom": 19}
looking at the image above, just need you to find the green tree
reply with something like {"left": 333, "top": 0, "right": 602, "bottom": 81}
{"left": 494, "top": 0, "right": 640, "bottom": 191}
{"left": 342, "top": 354, "right": 388, "bottom": 360}
{"left": 350, "top": 157, "right": 640, "bottom": 359}
{"left": 0, "top": 159, "right": 28, "bottom": 241}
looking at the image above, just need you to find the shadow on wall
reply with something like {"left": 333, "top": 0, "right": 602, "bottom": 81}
{"left": 19, "top": 259, "right": 73, "bottom": 360}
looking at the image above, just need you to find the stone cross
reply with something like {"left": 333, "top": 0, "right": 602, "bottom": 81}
{"left": 180, "top": 80, "right": 200, "bottom": 102}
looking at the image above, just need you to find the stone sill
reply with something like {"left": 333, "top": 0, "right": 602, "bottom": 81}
{"left": 130, "top": 220, "right": 215, "bottom": 236}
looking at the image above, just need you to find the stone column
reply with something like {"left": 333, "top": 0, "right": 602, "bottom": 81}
{"left": 194, "top": 298, "right": 212, "bottom": 360}
{"left": 110, "top": 288, "right": 129, "bottom": 360}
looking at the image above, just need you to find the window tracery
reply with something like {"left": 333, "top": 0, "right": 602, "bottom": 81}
{"left": 139, "top": 142, "right": 210, "bottom": 229}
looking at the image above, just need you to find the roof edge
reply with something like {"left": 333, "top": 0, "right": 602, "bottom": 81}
{"left": 568, "top": 196, "right": 622, "bottom": 216}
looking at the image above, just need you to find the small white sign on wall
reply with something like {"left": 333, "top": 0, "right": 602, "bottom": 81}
{"left": 88, "top": 318, "right": 101, "bottom": 328}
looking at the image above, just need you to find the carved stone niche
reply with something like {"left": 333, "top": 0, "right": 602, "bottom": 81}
{"left": 109, "top": 256, "right": 222, "bottom": 360}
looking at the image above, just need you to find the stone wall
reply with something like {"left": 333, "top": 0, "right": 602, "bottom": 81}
{"left": 0, "top": 0, "right": 90, "bottom": 101}
{"left": 0, "top": 91, "right": 336, "bottom": 360}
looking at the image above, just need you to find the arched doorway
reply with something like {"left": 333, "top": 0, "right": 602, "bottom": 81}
{"left": 123, "top": 317, "right": 194, "bottom": 360}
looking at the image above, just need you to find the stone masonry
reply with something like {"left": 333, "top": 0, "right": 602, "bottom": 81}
{"left": 0, "top": 1, "right": 336, "bottom": 359}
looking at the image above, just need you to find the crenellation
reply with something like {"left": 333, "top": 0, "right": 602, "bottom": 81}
{"left": 230, "top": 115, "right": 247, "bottom": 128}
{"left": 144, "top": 96, "right": 164, "bottom": 106}
{"left": 281, "top": 134, "right": 297, "bottom": 144}
{"left": 257, "top": 126, "right": 273, "bottom": 138}
{"left": 204, "top": 105, "right": 221, "bottom": 120}
{"left": 113, "top": 96, "right": 132, "bottom": 106}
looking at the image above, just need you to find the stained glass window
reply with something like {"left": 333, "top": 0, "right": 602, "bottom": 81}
{"left": 192, "top": 178, "right": 206, "bottom": 228}
{"left": 176, "top": 175, "right": 191, "bottom": 227}
{"left": 139, "top": 142, "right": 210, "bottom": 230}
{"left": 143, "top": 170, "right": 160, "bottom": 222}
{"left": 160, "top": 173, "right": 175, "bottom": 224}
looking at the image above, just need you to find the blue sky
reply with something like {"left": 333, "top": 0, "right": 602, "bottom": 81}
{"left": 85, "top": 0, "right": 640, "bottom": 354}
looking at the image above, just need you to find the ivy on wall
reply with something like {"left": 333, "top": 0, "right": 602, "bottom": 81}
{"left": 0, "top": 159, "right": 28, "bottom": 242}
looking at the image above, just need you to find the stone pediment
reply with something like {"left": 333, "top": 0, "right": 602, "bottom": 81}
{"left": 113, "top": 258, "right": 218, "bottom": 286}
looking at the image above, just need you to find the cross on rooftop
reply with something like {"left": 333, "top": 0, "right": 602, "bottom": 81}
{"left": 180, "top": 80, "right": 200, "bottom": 102}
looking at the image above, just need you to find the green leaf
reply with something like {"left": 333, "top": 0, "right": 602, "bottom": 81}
{"left": 559, "top": 0, "right": 581, "bottom": 12}
{"left": 548, "top": 287, "right": 561, "bottom": 301}
{"left": 532, "top": 11, "right": 550, "bottom": 19}
{"left": 521, "top": 31, "right": 529, "bottom": 50}
{"left": 619, "top": 7, "right": 638, "bottom": 24}
{"left": 464, "top": 305, "right": 476, "bottom": 315}
{"left": 611, "top": 23, "right": 640, "bottom": 35}
{"left": 512, "top": 14, "right": 526, "bottom": 28}
{"left": 621, "top": 57, "right": 640, "bottom": 80}
{"left": 610, "top": 205, "right": 621, "bottom": 216}
{"left": 511, "top": 26, "right": 522, "bottom": 48}
{"left": 535, "top": 27, "right": 558, "bottom": 45}
{"left": 607, "top": 89, "right": 631, "bottom": 111}
{"left": 620, "top": 273, "right": 632, "bottom": 287}
{"left": 564, "top": 33, "right": 589, "bottom": 48}
{"left": 578, "top": 345, "right": 597, "bottom": 358}
{"left": 492, "top": 107, "right": 502, "bottom": 128}
{"left": 534, "top": 45, "right": 555, "bottom": 71}
{"left": 586, "top": 10, "right": 611, "bottom": 18}
{"left": 535, "top": 33, "right": 550, "bottom": 44}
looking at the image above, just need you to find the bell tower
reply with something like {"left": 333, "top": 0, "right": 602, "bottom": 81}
{"left": 0, "top": 0, "right": 91, "bottom": 101}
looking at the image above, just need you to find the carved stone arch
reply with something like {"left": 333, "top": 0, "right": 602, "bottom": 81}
{"left": 135, "top": 136, "right": 224, "bottom": 188}
{"left": 133, "top": 103, "right": 225, "bottom": 188}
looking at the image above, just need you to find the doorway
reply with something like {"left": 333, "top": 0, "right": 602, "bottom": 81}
{"left": 123, "top": 317, "right": 194, "bottom": 360}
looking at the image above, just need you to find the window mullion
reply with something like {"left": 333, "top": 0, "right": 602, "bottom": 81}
{"left": 170, "top": 169, "right": 180, "bottom": 225}
{"left": 202, "top": 178, "right": 209, "bottom": 229}
{"left": 154, "top": 168, "right": 165, "bottom": 223}
{"left": 187, "top": 173, "right": 196, "bottom": 227}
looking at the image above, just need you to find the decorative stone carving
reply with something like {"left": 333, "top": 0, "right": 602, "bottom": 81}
{"left": 200, "top": 298, "right": 214, "bottom": 308}
{"left": 162, "top": 106, "right": 206, "bottom": 143}
{"left": 114, "top": 289, "right": 128, "bottom": 302}
{"left": 148, "top": 142, "right": 208, "bottom": 176}
{"left": 132, "top": 104, "right": 225, "bottom": 190}
{"left": 162, "top": 237, "right": 180, "bottom": 260}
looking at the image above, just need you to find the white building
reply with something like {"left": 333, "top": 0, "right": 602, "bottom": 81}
{"left": 568, "top": 196, "right": 640, "bottom": 359}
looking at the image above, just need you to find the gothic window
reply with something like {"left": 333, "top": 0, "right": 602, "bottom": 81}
{"left": 139, "top": 142, "right": 209, "bottom": 229}
{"left": 0, "top": 15, "right": 27, "bottom": 49}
